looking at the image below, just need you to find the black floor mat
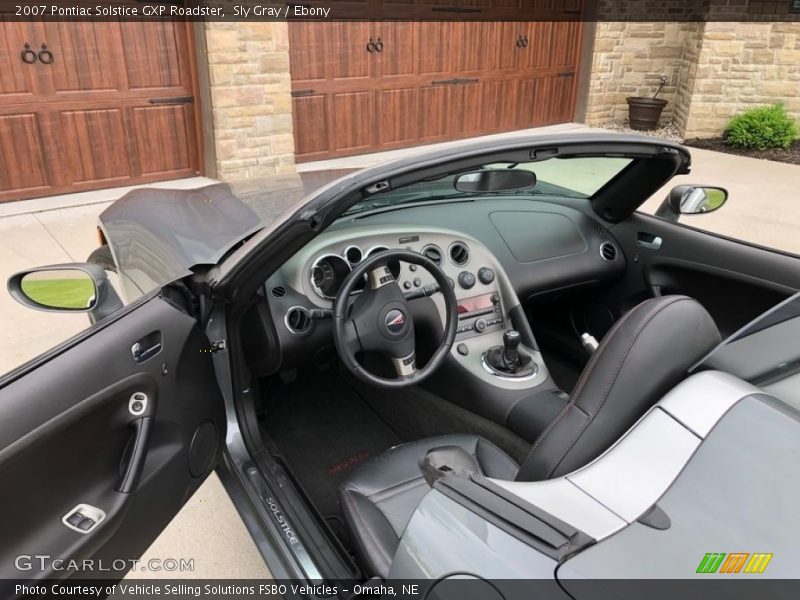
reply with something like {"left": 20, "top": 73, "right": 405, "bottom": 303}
{"left": 259, "top": 370, "right": 401, "bottom": 523}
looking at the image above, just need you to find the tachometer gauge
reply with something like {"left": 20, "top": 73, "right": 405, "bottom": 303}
{"left": 310, "top": 255, "right": 351, "bottom": 299}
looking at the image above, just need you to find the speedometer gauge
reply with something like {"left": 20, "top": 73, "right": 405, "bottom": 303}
{"left": 310, "top": 255, "right": 351, "bottom": 299}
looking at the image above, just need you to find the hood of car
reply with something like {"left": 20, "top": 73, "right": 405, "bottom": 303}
{"left": 99, "top": 183, "right": 262, "bottom": 298}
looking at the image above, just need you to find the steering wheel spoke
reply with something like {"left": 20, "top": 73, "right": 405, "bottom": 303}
{"left": 391, "top": 351, "right": 416, "bottom": 378}
{"left": 340, "top": 318, "right": 362, "bottom": 356}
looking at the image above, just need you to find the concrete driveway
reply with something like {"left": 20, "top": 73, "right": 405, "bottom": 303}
{"left": 2, "top": 125, "right": 800, "bottom": 579}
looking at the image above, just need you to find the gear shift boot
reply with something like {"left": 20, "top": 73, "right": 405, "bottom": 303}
{"left": 483, "top": 330, "right": 537, "bottom": 378}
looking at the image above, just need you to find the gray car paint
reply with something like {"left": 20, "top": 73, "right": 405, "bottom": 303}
{"left": 558, "top": 394, "right": 800, "bottom": 586}
{"left": 390, "top": 490, "right": 568, "bottom": 598}
{"left": 99, "top": 183, "right": 261, "bottom": 300}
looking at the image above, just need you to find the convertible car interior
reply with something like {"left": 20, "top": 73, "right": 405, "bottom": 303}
{"left": 221, "top": 146, "right": 798, "bottom": 581}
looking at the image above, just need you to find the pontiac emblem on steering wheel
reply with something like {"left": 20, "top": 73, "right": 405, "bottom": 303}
{"left": 385, "top": 309, "right": 407, "bottom": 333}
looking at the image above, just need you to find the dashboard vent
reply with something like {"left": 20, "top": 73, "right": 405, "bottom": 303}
{"left": 449, "top": 242, "right": 470, "bottom": 266}
{"left": 600, "top": 242, "right": 618, "bottom": 262}
{"left": 285, "top": 306, "right": 312, "bottom": 334}
{"left": 270, "top": 285, "right": 287, "bottom": 298}
{"left": 421, "top": 245, "right": 443, "bottom": 266}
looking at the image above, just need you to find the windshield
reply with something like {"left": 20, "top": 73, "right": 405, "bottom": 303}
{"left": 345, "top": 156, "right": 633, "bottom": 216}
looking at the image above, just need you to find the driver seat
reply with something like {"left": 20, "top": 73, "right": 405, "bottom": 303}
{"left": 339, "top": 295, "right": 721, "bottom": 578}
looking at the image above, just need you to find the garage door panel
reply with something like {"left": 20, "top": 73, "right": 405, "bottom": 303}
{"left": 378, "top": 88, "right": 419, "bottom": 146}
{"left": 292, "top": 94, "right": 330, "bottom": 157}
{"left": 418, "top": 86, "right": 451, "bottom": 142}
{"left": 289, "top": 22, "right": 327, "bottom": 83}
{"left": 379, "top": 22, "right": 416, "bottom": 79}
{"left": 515, "top": 78, "right": 540, "bottom": 126}
{"left": 330, "top": 22, "right": 374, "bottom": 82}
{"left": 59, "top": 108, "right": 131, "bottom": 184}
{"left": 452, "top": 22, "right": 490, "bottom": 72}
{"left": 332, "top": 91, "right": 374, "bottom": 153}
{"left": 132, "top": 105, "right": 194, "bottom": 176}
{"left": 451, "top": 83, "right": 483, "bottom": 137}
{"left": 45, "top": 22, "right": 124, "bottom": 95}
{"left": 417, "top": 23, "right": 452, "bottom": 76}
{"left": 480, "top": 79, "right": 520, "bottom": 131}
{"left": 549, "top": 21, "right": 581, "bottom": 68}
{"left": 0, "top": 113, "right": 53, "bottom": 196}
{"left": 120, "top": 21, "right": 189, "bottom": 91}
{"left": 0, "top": 22, "right": 43, "bottom": 101}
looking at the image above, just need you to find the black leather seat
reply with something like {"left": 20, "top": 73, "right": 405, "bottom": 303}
{"left": 339, "top": 434, "right": 518, "bottom": 578}
{"left": 339, "top": 295, "right": 720, "bottom": 577}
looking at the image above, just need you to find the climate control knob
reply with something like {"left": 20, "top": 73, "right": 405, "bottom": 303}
{"left": 458, "top": 271, "right": 476, "bottom": 289}
{"left": 478, "top": 267, "right": 495, "bottom": 284}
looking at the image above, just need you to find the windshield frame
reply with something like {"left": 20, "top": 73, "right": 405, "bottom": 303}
{"left": 342, "top": 155, "right": 637, "bottom": 217}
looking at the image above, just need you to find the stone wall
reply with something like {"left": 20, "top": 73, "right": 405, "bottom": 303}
{"left": 203, "top": 22, "right": 295, "bottom": 181}
{"left": 681, "top": 21, "right": 800, "bottom": 138}
{"left": 586, "top": 8, "right": 800, "bottom": 139}
{"left": 584, "top": 22, "right": 703, "bottom": 125}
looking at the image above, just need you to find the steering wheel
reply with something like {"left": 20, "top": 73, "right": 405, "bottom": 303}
{"left": 332, "top": 249, "right": 458, "bottom": 388}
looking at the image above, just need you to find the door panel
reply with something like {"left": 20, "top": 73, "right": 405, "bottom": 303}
{"left": 0, "top": 296, "right": 225, "bottom": 580}
{"left": 610, "top": 213, "right": 800, "bottom": 339}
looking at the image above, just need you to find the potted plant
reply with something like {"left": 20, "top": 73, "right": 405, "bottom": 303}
{"left": 627, "top": 75, "right": 668, "bottom": 130}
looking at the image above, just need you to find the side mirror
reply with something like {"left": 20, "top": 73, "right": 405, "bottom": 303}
{"left": 8, "top": 263, "right": 123, "bottom": 320}
{"left": 655, "top": 185, "right": 728, "bottom": 222}
{"left": 454, "top": 169, "right": 536, "bottom": 193}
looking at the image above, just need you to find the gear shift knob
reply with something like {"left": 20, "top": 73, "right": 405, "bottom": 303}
{"left": 503, "top": 329, "right": 521, "bottom": 350}
{"left": 503, "top": 330, "right": 521, "bottom": 366}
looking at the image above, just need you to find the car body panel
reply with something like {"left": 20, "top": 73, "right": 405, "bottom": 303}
{"left": 558, "top": 394, "right": 800, "bottom": 587}
{"left": 390, "top": 491, "right": 567, "bottom": 598}
{"left": 99, "top": 183, "right": 261, "bottom": 300}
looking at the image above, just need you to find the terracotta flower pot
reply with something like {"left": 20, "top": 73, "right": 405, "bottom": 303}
{"left": 627, "top": 97, "right": 668, "bottom": 131}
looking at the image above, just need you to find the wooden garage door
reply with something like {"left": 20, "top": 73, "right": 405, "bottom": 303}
{"left": 0, "top": 20, "right": 201, "bottom": 202}
{"left": 289, "top": 4, "right": 584, "bottom": 161}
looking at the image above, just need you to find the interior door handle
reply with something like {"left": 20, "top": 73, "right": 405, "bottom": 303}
{"left": 116, "top": 416, "right": 153, "bottom": 493}
{"left": 636, "top": 233, "right": 663, "bottom": 250}
{"left": 131, "top": 331, "right": 162, "bottom": 363}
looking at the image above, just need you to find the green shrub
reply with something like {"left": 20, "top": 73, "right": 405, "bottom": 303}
{"left": 724, "top": 104, "right": 798, "bottom": 150}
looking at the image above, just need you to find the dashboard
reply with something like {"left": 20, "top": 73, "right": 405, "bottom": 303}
{"left": 246, "top": 197, "right": 625, "bottom": 388}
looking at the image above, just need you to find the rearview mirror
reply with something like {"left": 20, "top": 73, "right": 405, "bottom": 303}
{"left": 655, "top": 185, "right": 728, "bottom": 222}
{"left": 454, "top": 169, "right": 536, "bottom": 193}
{"left": 8, "top": 263, "right": 122, "bottom": 318}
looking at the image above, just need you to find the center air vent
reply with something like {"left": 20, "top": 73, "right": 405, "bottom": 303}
{"left": 600, "top": 242, "right": 618, "bottom": 262}
{"left": 270, "top": 285, "right": 287, "bottom": 298}
{"left": 285, "top": 306, "right": 312, "bottom": 335}
{"left": 421, "top": 245, "right": 443, "bottom": 266}
{"left": 449, "top": 242, "right": 470, "bottom": 266}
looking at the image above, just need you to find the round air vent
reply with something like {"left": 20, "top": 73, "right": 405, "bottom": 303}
{"left": 285, "top": 306, "right": 312, "bottom": 335}
{"left": 344, "top": 245, "right": 362, "bottom": 265}
{"left": 270, "top": 285, "right": 286, "bottom": 298}
{"left": 599, "top": 242, "right": 618, "bottom": 262}
{"left": 449, "top": 242, "right": 470, "bottom": 266}
{"left": 421, "top": 244, "right": 443, "bottom": 266}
